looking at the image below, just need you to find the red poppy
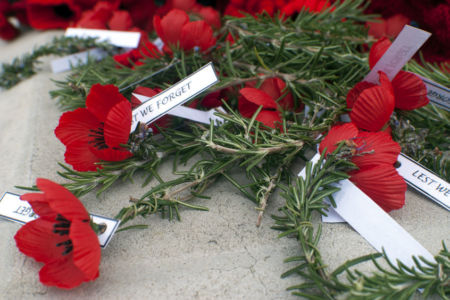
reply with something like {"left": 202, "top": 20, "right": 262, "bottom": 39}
{"left": 75, "top": 1, "right": 117, "bottom": 29}
{"left": 347, "top": 71, "right": 395, "bottom": 131}
{"left": 238, "top": 77, "right": 296, "bottom": 129}
{"left": 0, "top": 13, "right": 19, "bottom": 40}
{"left": 319, "top": 124, "right": 405, "bottom": 211}
{"left": 113, "top": 40, "right": 161, "bottom": 68}
{"left": 369, "top": 37, "right": 429, "bottom": 110}
{"left": 14, "top": 178, "right": 101, "bottom": 289}
{"left": 318, "top": 122, "right": 358, "bottom": 156}
{"left": 367, "top": 14, "right": 410, "bottom": 40}
{"left": 153, "top": 9, "right": 216, "bottom": 53}
{"left": 281, "top": 0, "right": 334, "bottom": 17}
{"left": 55, "top": 84, "right": 133, "bottom": 172}
{"left": 349, "top": 164, "right": 406, "bottom": 212}
{"left": 26, "top": 0, "right": 82, "bottom": 29}
{"left": 351, "top": 130, "right": 400, "bottom": 169}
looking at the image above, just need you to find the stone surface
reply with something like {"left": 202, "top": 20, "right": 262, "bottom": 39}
{"left": 0, "top": 31, "right": 448, "bottom": 299}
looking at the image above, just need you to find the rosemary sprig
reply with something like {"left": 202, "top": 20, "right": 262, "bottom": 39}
{"left": 273, "top": 148, "right": 450, "bottom": 299}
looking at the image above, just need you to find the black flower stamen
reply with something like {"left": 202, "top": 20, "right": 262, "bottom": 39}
{"left": 53, "top": 214, "right": 70, "bottom": 236}
{"left": 88, "top": 123, "right": 109, "bottom": 150}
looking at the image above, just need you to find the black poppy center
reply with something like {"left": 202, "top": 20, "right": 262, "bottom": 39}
{"left": 54, "top": 214, "right": 73, "bottom": 255}
{"left": 88, "top": 123, "right": 109, "bottom": 150}
{"left": 53, "top": 4, "right": 74, "bottom": 19}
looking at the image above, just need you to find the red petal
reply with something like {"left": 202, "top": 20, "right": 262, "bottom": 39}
{"left": 255, "top": 110, "right": 282, "bottom": 129}
{"left": 19, "top": 193, "right": 56, "bottom": 220}
{"left": 385, "top": 14, "right": 410, "bottom": 38}
{"left": 39, "top": 255, "right": 94, "bottom": 289}
{"left": 239, "top": 88, "right": 278, "bottom": 109}
{"left": 180, "top": 20, "right": 216, "bottom": 51}
{"left": 350, "top": 165, "right": 406, "bottom": 212}
{"left": 156, "top": 9, "right": 189, "bottom": 46}
{"left": 319, "top": 123, "right": 358, "bottom": 155}
{"left": 70, "top": 221, "right": 101, "bottom": 280}
{"left": 86, "top": 84, "right": 128, "bottom": 123}
{"left": 346, "top": 81, "right": 376, "bottom": 109}
{"left": 369, "top": 37, "right": 391, "bottom": 69}
{"left": 107, "top": 11, "right": 133, "bottom": 31}
{"left": 352, "top": 131, "right": 400, "bottom": 169}
{"left": 26, "top": 0, "right": 82, "bottom": 29}
{"left": 14, "top": 219, "right": 65, "bottom": 263}
{"left": 55, "top": 108, "right": 100, "bottom": 146}
{"left": 131, "top": 86, "right": 160, "bottom": 108}
{"left": 36, "top": 178, "right": 90, "bottom": 221}
{"left": 196, "top": 6, "right": 221, "bottom": 29}
{"left": 238, "top": 95, "right": 259, "bottom": 118}
{"left": 350, "top": 73, "right": 395, "bottom": 131}
{"left": 64, "top": 142, "right": 102, "bottom": 172}
{"left": 393, "top": 71, "right": 429, "bottom": 110}
{"left": 89, "top": 146, "right": 133, "bottom": 162}
{"left": 104, "top": 101, "right": 132, "bottom": 148}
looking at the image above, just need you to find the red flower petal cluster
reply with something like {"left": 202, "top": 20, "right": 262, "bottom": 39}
{"left": 238, "top": 77, "right": 297, "bottom": 129}
{"left": 153, "top": 8, "right": 216, "bottom": 53}
{"left": 319, "top": 123, "right": 406, "bottom": 211}
{"left": 0, "top": 2, "right": 19, "bottom": 40}
{"left": 369, "top": 38, "right": 429, "bottom": 110}
{"left": 156, "top": 0, "right": 221, "bottom": 30}
{"left": 26, "top": 0, "right": 82, "bottom": 29}
{"left": 55, "top": 84, "right": 133, "bottom": 171}
{"left": 347, "top": 71, "right": 395, "bottom": 132}
{"left": 367, "top": 14, "right": 410, "bottom": 39}
{"left": 281, "top": 0, "right": 334, "bottom": 17}
{"left": 347, "top": 37, "right": 429, "bottom": 131}
{"left": 15, "top": 178, "right": 101, "bottom": 289}
{"left": 75, "top": 1, "right": 136, "bottom": 31}
{"left": 113, "top": 40, "right": 161, "bottom": 68}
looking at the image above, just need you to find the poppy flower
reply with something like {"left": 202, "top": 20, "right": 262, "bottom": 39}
{"left": 113, "top": 39, "right": 161, "bottom": 68}
{"left": 14, "top": 178, "right": 101, "bottom": 289}
{"left": 319, "top": 124, "right": 406, "bottom": 211}
{"left": 0, "top": 13, "right": 19, "bottom": 40}
{"left": 55, "top": 84, "right": 133, "bottom": 172}
{"left": 369, "top": 37, "right": 429, "bottom": 110}
{"left": 26, "top": 0, "right": 82, "bottom": 29}
{"left": 349, "top": 164, "right": 407, "bottom": 212}
{"left": 347, "top": 71, "right": 395, "bottom": 132}
{"left": 75, "top": 1, "right": 117, "bottom": 29}
{"left": 318, "top": 122, "right": 359, "bottom": 156}
{"left": 238, "top": 77, "right": 296, "bottom": 129}
{"left": 351, "top": 131, "right": 401, "bottom": 169}
{"left": 367, "top": 14, "right": 410, "bottom": 39}
{"left": 153, "top": 9, "right": 216, "bottom": 53}
{"left": 281, "top": 0, "right": 334, "bottom": 17}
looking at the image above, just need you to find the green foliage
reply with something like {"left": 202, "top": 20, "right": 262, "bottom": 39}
{"left": 0, "top": 36, "right": 115, "bottom": 89}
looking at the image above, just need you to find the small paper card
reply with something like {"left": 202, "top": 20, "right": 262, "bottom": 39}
{"left": 0, "top": 192, "right": 120, "bottom": 248}
{"left": 364, "top": 25, "right": 431, "bottom": 83}
{"left": 132, "top": 93, "right": 226, "bottom": 125}
{"left": 414, "top": 73, "right": 450, "bottom": 111}
{"left": 65, "top": 28, "right": 141, "bottom": 48}
{"left": 51, "top": 48, "right": 107, "bottom": 73}
{"left": 397, "top": 153, "right": 449, "bottom": 211}
{"left": 131, "top": 62, "right": 219, "bottom": 132}
{"left": 299, "top": 154, "right": 435, "bottom": 268}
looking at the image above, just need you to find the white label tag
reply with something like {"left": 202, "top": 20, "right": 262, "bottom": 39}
{"left": 51, "top": 48, "right": 107, "bottom": 73}
{"left": 132, "top": 93, "right": 226, "bottom": 126}
{"left": 397, "top": 153, "right": 450, "bottom": 211}
{"left": 299, "top": 154, "right": 435, "bottom": 268}
{"left": 65, "top": 28, "right": 141, "bottom": 48}
{"left": 414, "top": 73, "right": 450, "bottom": 111}
{"left": 0, "top": 192, "right": 120, "bottom": 248}
{"left": 364, "top": 25, "right": 431, "bottom": 83}
{"left": 130, "top": 62, "right": 219, "bottom": 132}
